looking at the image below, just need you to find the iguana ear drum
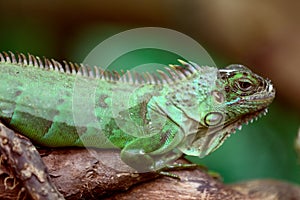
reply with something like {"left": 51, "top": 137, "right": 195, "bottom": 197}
{"left": 204, "top": 112, "right": 224, "bottom": 127}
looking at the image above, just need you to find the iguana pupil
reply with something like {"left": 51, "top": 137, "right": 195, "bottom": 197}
{"left": 237, "top": 79, "right": 253, "bottom": 91}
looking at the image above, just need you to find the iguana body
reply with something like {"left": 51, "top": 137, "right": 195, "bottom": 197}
{"left": 0, "top": 52, "right": 275, "bottom": 172}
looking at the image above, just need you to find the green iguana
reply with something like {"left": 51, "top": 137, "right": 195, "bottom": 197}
{"left": 0, "top": 51, "right": 275, "bottom": 172}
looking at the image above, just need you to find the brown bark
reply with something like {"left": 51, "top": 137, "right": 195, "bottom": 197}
{"left": 0, "top": 124, "right": 64, "bottom": 200}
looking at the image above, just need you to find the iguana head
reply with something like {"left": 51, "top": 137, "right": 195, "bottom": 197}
{"left": 177, "top": 63, "right": 275, "bottom": 157}
{"left": 212, "top": 64, "right": 275, "bottom": 126}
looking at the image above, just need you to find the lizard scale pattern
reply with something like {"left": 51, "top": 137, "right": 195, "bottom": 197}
{"left": 0, "top": 52, "right": 275, "bottom": 172}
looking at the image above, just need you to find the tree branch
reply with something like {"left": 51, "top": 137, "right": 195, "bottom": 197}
{"left": 1, "top": 123, "right": 300, "bottom": 200}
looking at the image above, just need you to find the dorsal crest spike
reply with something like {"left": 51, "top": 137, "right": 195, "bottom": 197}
{"left": 109, "top": 71, "right": 114, "bottom": 81}
{"left": 113, "top": 70, "right": 121, "bottom": 81}
{"left": 20, "top": 53, "right": 27, "bottom": 65}
{"left": 0, "top": 52, "right": 5, "bottom": 62}
{"left": 120, "top": 70, "right": 126, "bottom": 82}
{"left": 28, "top": 53, "right": 33, "bottom": 66}
{"left": 48, "top": 59, "right": 54, "bottom": 70}
{"left": 69, "top": 62, "right": 77, "bottom": 74}
{"left": 127, "top": 70, "right": 133, "bottom": 84}
{"left": 17, "top": 53, "right": 22, "bottom": 64}
{"left": 168, "top": 64, "right": 177, "bottom": 70}
{"left": 133, "top": 71, "right": 140, "bottom": 84}
{"left": 56, "top": 61, "right": 64, "bottom": 72}
{"left": 63, "top": 61, "right": 71, "bottom": 74}
{"left": 80, "top": 64, "right": 88, "bottom": 77}
{"left": 88, "top": 65, "right": 93, "bottom": 77}
{"left": 178, "top": 66, "right": 192, "bottom": 76}
{"left": 36, "top": 56, "right": 44, "bottom": 68}
{"left": 164, "top": 67, "right": 178, "bottom": 80}
{"left": 51, "top": 59, "right": 60, "bottom": 71}
{"left": 94, "top": 66, "right": 100, "bottom": 78}
{"left": 107, "top": 71, "right": 113, "bottom": 81}
{"left": 9, "top": 51, "right": 17, "bottom": 64}
{"left": 177, "top": 59, "right": 197, "bottom": 74}
{"left": 3, "top": 52, "right": 11, "bottom": 63}
{"left": 95, "top": 66, "right": 105, "bottom": 78}
{"left": 171, "top": 66, "right": 186, "bottom": 79}
{"left": 152, "top": 73, "right": 161, "bottom": 85}
{"left": 177, "top": 59, "right": 188, "bottom": 65}
{"left": 74, "top": 63, "right": 81, "bottom": 74}
{"left": 43, "top": 57, "right": 49, "bottom": 69}
{"left": 76, "top": 66, "right": 82, "bottom": 76}
{"left": 146, "top": 72, "right": 156, "bottom": 84}
{"left": 32, "top": 55, "right": 39, "bottom": 67}
{"left": 188, "top": 61, "right": 202, "bottom": 70}
{"left": 157, "top": 70, "right": 173, "bottom": 84}
{"left": 87, "top": 65, "right": 94, "bottom": 78}
{"left": 101, "top": 70, "right": 106, "bottom": 80}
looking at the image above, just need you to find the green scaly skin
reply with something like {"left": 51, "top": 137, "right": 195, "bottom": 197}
{"left": 0, "top": 52, "right": 275, "bottom": 172}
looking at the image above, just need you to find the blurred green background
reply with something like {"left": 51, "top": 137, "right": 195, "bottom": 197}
{"left": 0, "top": 0, "right": 299, "bottom": 184}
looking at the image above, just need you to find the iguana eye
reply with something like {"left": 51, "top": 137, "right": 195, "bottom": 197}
{"left": 235, "top": 79, "right": 254, "bottom": 92}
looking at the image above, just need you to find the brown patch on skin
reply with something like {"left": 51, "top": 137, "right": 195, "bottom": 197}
{"left": 224, "top": 86, "right": 230, "bottom": 93}
{"left": 98, "top": 94, "right": 109, "bottom": 108}
{"left": 76, "top": 126, "right": 88, "bottom": 136}
{"left": 160, "top": 129, "right": 171, "bottom": 144}
{"left": 9, "top": 111, "right": 54, "bottom": 140}
{"left": 58, "top": 99, "right": 65, "bottom": 104}
{"left": 15, "top": 90, "right": 22, "bottom": 97}
{"left": 137, "top": 93, "right": 154, "bottom": 125}
{"left": 211, "top": 90, "right": 224, "bottom": 103}
{"left": 139, "top": 100, "right": 148, "bottom": 124}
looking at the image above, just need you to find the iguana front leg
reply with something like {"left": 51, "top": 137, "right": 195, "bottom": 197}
{"left": 120, "top": 119, "right": 185, "bottom": 172}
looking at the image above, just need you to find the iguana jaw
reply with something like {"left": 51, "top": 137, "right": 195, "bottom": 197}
{"left": 223, "top": 107, "right": 269, "bottom": 138}
{"left": 201, "top": 107, "right": 269, "bottom": 155}
{"left": 180, "top": 107, "right": 270, "bottom": 157}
